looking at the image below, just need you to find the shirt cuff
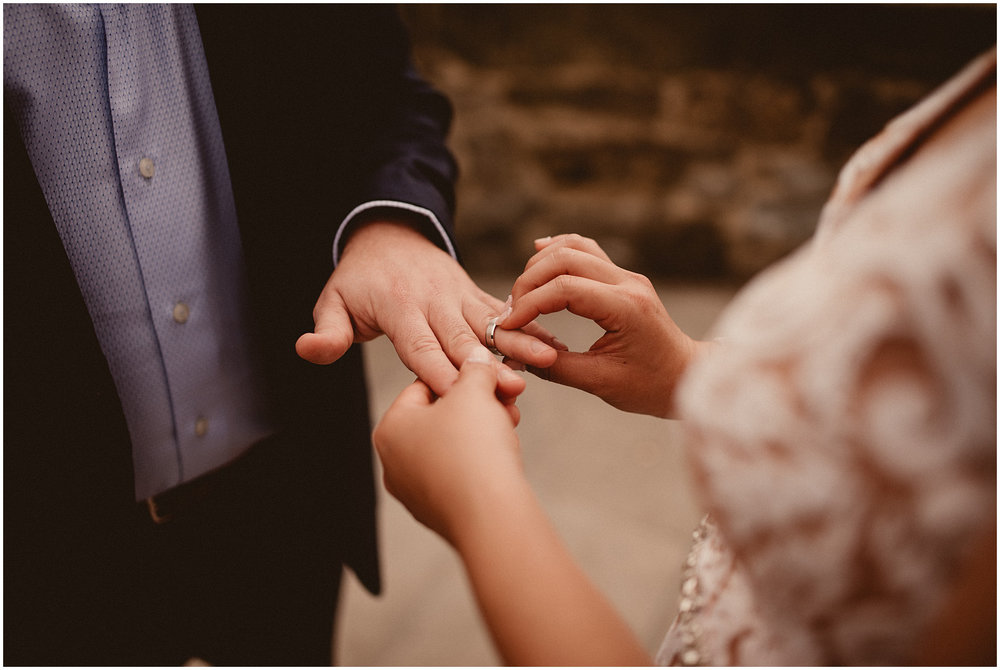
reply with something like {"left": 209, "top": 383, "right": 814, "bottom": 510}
{"left": 333, "top": 200, "right": 458, "bottom": 266}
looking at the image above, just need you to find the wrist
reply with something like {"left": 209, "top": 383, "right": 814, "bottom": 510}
{"left": 340, "top": 217, "right": 428, "bottom": 256}
{"left": 659, "top": 334, "right": 711, "bottom": 419}
{"left": 338, "top": 202, "right": 454, "bottom": 266}
{"left": 448, "top": 472, "right": 538, "bottom": 555}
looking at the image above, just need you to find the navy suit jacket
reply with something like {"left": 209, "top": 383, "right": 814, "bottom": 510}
{"left": 4, "top": 5, "right": 458, "bottom": 596}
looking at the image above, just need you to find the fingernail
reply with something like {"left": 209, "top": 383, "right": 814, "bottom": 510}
{"left": 552, "top": 337, "right": 570, "bottom": 351}
{"left": 505, "top": 359, "right": 527, "bottom": 372}
{"left": 465, "top": 348, "right": 494, "bottom": 365}
{"left": 534, "top": 236, "right": 552, "bottom": 245}
{"left": 498, "top": 368, "right": 520, "bottom": 383}
{"left": 495, "top": 295, "right": 513, "bottom": 326}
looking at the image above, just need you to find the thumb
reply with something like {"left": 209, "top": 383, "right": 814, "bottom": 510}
{"left": 391, "top": 378, "right": 437, "bottom": 409}
{"left": 295, "top": 289, "right": 356, "bottom": 365}
{"left": 452, "top": 347, "right": 502, "bottom": 394}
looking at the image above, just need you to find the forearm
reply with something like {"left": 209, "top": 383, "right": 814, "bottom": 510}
{"left": 452, "top": 478, "right": 652, "bottom": 666}
{"left": 351, "top": 60, "right": 457, "bottom": 238}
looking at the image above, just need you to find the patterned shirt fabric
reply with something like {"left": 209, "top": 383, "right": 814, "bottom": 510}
{"left": 657, "top": 48, "right": 996, "bottom": 665}
{"left": 4, "top": 4, "right": 274, "bottom": 500}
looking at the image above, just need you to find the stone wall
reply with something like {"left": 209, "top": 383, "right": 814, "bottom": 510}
{"left": 400, "top": 4, "right": 995, "bottom": 280}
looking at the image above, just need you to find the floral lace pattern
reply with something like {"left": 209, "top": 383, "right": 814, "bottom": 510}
{"left": 658, "top": 49, "right": 996, "bottom": 665}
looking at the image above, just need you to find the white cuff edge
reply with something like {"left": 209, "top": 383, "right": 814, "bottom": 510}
{"left": 333, "top": 200, "right": 458, "bottom": 266}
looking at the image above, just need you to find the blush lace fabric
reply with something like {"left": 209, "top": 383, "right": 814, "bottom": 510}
{"left": 657, "top": 48, "right": 996, "bottom": 665}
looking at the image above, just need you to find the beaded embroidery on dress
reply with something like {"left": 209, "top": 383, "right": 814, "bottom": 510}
{"left": 657, "top": 48, "right": 996, "bottom": 666}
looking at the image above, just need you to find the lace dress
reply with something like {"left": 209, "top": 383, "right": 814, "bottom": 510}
{"left": 657, "top": 48, "right": 996, "bottom": 666}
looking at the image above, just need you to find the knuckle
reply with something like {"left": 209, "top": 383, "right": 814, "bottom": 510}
{"left": 629, "top": 271, "right": 655, "bottom": 291}
{"left": 552, "top": 273, "right": 574, "bottom": 294}
{"left": 410, "top": 332, "right": 443, "bottom": 358}
{"left": 549, "top": 245, "right": 582, "bottom": 271}
{"left": 550, "top": 245, "right": 572, "bottom": 261}
{"left": 567, "top": 233, "right": 599, "bottom": 252}
{"left": 622, "top": 275, "right": 656, "bottom": 306}
{"left": 624, "top": 288, "right": 652, "bottom": 314}
{"left": 396, "top": 325, "right": 442, "bottom": 362}
{"left": 447, "top": 328, "right": 477, "bottom": 355}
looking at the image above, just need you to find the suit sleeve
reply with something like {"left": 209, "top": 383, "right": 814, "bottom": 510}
{"left": 194, "top": 5, "right": 460, "bottom": 264}
{"left": 329, "top": 9, "right": 460, "bottom": 263}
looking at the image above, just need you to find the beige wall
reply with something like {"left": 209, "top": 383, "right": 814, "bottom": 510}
{"left": 402, "top": 4, "right": 995, "bottom": 280}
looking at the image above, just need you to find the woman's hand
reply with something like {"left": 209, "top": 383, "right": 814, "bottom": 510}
{"left": 503, "top": 234, "right": 707, "bottom": 418}
{"left": 374, "top": 348, "right": 652, "bottom": 667}
{"left": 373, "top": 348, "right": 526, "bottom": 546}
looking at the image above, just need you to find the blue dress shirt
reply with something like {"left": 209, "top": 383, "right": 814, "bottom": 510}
{"left": 4, "top": 3, "right": 455, "bottom": 500}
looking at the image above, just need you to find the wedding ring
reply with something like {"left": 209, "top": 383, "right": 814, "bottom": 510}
{"left": 485, "top": 317, "right": 502, "bottom": 356}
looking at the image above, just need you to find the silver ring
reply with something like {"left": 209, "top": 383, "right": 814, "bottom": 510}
{"left": 485, "top": 317, "right": 502, "bottom": 356}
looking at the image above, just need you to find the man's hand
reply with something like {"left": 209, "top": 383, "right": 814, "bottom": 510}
{"left": 295, "top": 221, "right": 562, "bottom": 398}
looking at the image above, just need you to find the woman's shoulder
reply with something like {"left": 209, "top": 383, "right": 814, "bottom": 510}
{"left": 670, "top": 47, "right": 996, "bottom": 666}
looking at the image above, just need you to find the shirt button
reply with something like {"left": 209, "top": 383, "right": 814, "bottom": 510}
{"left": 139, "top": 157, "right": 155, "bottom": 179}
{"left": 194, "top": 417, "right": 209, "bottom": 437}
{"left": 172, "top": 302, "right": 190, "bottom": 324}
